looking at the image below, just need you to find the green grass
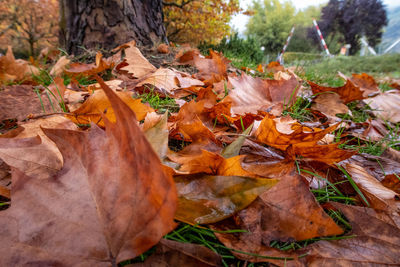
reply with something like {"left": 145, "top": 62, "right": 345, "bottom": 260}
{"left": 301, "top": 54, "right": 400, "bottom": 81}
{"left": 282, "top": 96, "right": 313, "bottom": 122}
{"left": 134, "top": 89, "right": 179, "bottom": 113}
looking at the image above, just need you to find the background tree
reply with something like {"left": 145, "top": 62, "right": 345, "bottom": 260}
{"left": 163, "top": 0, "right": 240, "bottom": 45}
{"left": 59, "top": 0, "right": 167, "bottom": 55}
{"left": 316, "top": 0, "right": 387, "bottom": 55}
{"left": 246, "top": 0, "right": 325, "bottom": 54}
{"left": 286, "top": 5, "right": 323, "bottom": 53}
{"left": 246, "top": 0, "right": 296, "bottom": 54}
{"left": 0, "top": 0, "right": 58, "bottom": 56}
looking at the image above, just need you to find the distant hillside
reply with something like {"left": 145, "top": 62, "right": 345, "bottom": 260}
{"left": 381, "top": 6, "right": 400, "bottom": 53}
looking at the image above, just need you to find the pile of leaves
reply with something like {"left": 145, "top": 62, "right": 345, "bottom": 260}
{"left": 1, "top": 40, "right": 400, "bottom": 266}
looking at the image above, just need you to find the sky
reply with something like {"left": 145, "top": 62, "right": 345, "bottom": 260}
{"left": 231, "top": 0, "right": 400, "bottom": 34}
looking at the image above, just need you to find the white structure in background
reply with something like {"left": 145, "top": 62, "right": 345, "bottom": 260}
{"left": 277, "top": 26, "right": 295, "bottom": 64}
{"left": 383, "top": 38, "right": 400, "bottom": 54}
{"left": 360, "top": 36, "right": 377, "bottom": 56}
{"left": 312, "top": 18, "right": 331, "bottom": 56}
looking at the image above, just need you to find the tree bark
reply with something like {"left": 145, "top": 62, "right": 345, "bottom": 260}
{"left": 59, "top": 0, "right": 167, "bottom": 55}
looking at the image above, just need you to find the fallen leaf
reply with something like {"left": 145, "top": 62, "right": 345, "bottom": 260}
{"left": 348, "top": 153, "right": 400, "bottom": 179}
{"left": 345, "top": 163, "right": 399, "bottom": 210}
{"left": 211, "top": 174, "right": 343, "bottom": 263}
{"left": 312, "top": 92, "right": 350, "bottom": 121}
{"left": 227, "top": 73, "right": 299, "bottom": 115}
{"left": 265, "top": 61, "right": 285, "bottom": 73}
{"left": 360, "top": 119, "right": 389, "bottom": 142}
{"left": 193, "top": 50, "right": 230, "bottom": 82}
{"left": 65, "top": 52, "right": 114, "bottom": 77}
{"left": 49, "top": 56, "right": 71, "bottom": 76}
{"left": 170, "top": 149, "right": 257, "bottom": 177}
{"left": 67, "top": 84, "right": 154, "bottom": 127}
{"left": 0, "top": 184, "right": 9, "bottom": 199}
{"left": 256, "top": 64, "right": 264, "bottom": 73}
{"left": 298, "top": 202, "right": 400, "bottom": 266}
{"left": 381, "top": 174, "right": 400, "bottom": 194}
{"left": 309, "top": 79, "right": 365, "bottom": 104}
{"left": 341, "top": 72, "right": 380, "bottom": 97}
{"left": 175, "top": 48, "right": 200, "bottom": 65}
{"left": 134, "top": 239, "right": 222, "bottom": 267}
{"left": 363, "top": 91, "right": 400, "bottom": 123}
{"left": 144, "top": 112, "right": 169, "bottom": 160}
{"left": 47, "top": 77, "right": 67, "bottom": 106}
{"left": 221, "top": 124, "right": 253, "bottom": 158}
{"left": 0, "top": 46, "right": 39, "bottom": 84}
{"left": 287, "top": 142, "right": 356, "bottom": 165}
{"left": 136, "top": 68, "right": 203, "bottom": 96}
{"left": 240, "top": 140, "right": 294, "bottom": 178}
{"left": 255, "top": 115, "right": 338, "bottom": 150}
{"left": 116, "top": 40, "right": 156, "bottom": 78}
{"left": 0, "top": 85, "right": 62, "bottom": 121}
{"left": 170, "top": 100, "right": 218, "bottom": 145}
{"left": 87, "top": 79, "right": 125, "bottom": 92}
{"left": 157, "top": 43, "right": 170, "bottom": 54}
{"left": 0, "top": 78, "right": 177, "bottom": 265}
{"left": 0, "top": 116, "right": 76, "bottom": 179}
{"left": 175, "top": 174, "right": 277, "bottom": 224}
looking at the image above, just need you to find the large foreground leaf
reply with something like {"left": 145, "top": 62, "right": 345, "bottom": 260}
{"left": 0, "top": 79, "right": 177, "bottom": 265}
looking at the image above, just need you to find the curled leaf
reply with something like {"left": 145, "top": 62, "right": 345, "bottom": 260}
{"left": 175, "top": 174, "right": 277, "bottom": 224}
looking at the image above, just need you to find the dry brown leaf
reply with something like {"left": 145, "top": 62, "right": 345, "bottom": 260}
{"left": 227, "top": 73, "right": 299, "bottom": 115}
{"left": 0, "top": 78, "right": 177, "bottom": 265}
{"left": 312, "top": 92, "right": 350, "bottom": 121}
{"left": 116, "top": 40, "right": 156, "bottom": 78}
{"left": 65, "top": 52, "right": 114, "bottom": 77}
{"left": 193, "top": 50, "right": 230, "bottom": 82}
{"left": 157, "top": 43, "right": 170, "bottom": 54}
{"left": 175, "top": 174, "right": 277, "bottom": 224}
{"left": 0, "top": 85, "right": 63, "bottom": 121}
{"left": 211, "top": 174, "right": 343, "bottom": 264}
{"left": 363, "top": 91, "right": 400, "bottom": 123}
{"left": 359, "top": 119, "right": 389, "bottom": 142}
{"left": 348, "top": 153, "right": 400, "bottom": 180}
{"left": 0, "top": 46, "right": 39, "bottom": 84}
{"left": 136, "top": 68, "right": 203, "bottom": 96}
{"left": 170, "top": 100, "right": 219, "bottom": 145}
{"left": 0, "top": 116, "right": 76, "bottom": 180}
{"left": 144, "top": 112, "right": 169, "bottom": 160}
{"left": 382, "top": 174, "right": 400, "bottom": 194}
{"left": 87, "top": 79, "right": 125, "bottom": 92}
{"left": 298, "top": 202, "right": 400, "bottom": 266}
{"left": 255, "top": 115, "right": 338, "bottom": 150}
{"left": 265, "top": 61, "right": 285, "bottom": 73}
{"left": 134, "top": 239, "right": 222, "bottom": 267}
{"left": 47, "top": 77, "right": 67, "bottom": 105}
{"left": 341, "top": 72, "right": 380, "bottom": 97}
{"left": 309, "top": 79, "right": 365, "bottom": 104}
{"left": 240, "top": 140, "right": 294, "bottom": 178}
{"left": 49, "top": 56, "right": 71, "bottom": 76}
{"left": 287, "top": 142, "right": 356, "bottom": 165}
{"left": 67, "top": 86, "right": 154, "bottom": 127}
{"left": 0, "top": 184, "right": 10, "bottom": 199}
{"left": 169, "top": 149, "right": 258, "bottom": 177}
{"left": 345, "top": 163, "right": 399, "bottom": 210}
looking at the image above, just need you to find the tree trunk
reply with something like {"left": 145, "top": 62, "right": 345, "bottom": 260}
{"left": 59, "top": 0, "right": 167, "bottom": 55}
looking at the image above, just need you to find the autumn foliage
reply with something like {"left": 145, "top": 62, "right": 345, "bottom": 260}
{"left": 0, "top": 0, "right": 58, "bottom": 56}
{"left": 163, "top": 0, "right": 240, "bottom": 45}
{"left": 1, "top": 39, "right": 400, "bottom": 266}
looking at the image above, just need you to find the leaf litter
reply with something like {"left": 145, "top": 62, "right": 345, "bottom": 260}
{"left": 0, "top": 41, "right": 400, "bottom": 266}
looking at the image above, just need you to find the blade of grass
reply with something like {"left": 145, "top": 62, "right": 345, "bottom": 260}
{"left": 336, "top": 164, "right": 370, "bottom": 207}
